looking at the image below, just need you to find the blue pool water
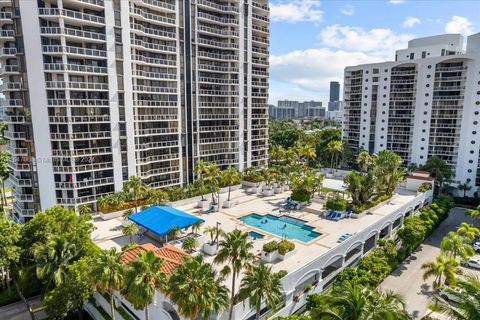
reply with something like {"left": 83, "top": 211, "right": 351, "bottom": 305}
{"left": 240, "top": 213, "right": 321, "bottom": 243}
{"left": 248, "top": 231, "right": 265, "bottom": 240}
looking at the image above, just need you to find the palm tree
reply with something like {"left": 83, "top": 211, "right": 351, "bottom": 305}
{"left": 269, "top": 145, "right": 286, "bottom": 166}
{"left": 124, "top": 176, "right": 144, "bottom": 213}
{"left": 295, "top": 144, "right": 316, "bottom": 169}
{"left": 124, "top": 251, "right": 167, "bottom": 320}
{"left": 238, "top": 263, "right": 282, "bottom": 320}
{"left": 457, "top": 223, "right": 480, "bottom": 241}
{"left": 440, "top": 231, "right": 475, "bottom": 260}
{"left": 166, "top": 226, "right": 182, "bottom": 242}
{"left": 148, "top": 189, "right": 168, "bottom": 206}
{"left": 167, "top": 256, "right": 229, "bottom": 320}
{"left": 429, "top": 274, "right": 480, "bottom": 320}
{"left": 373, "top": 149, "right": 406, "bottom": 196}
{"left": 90, "top": 248, "right": 125, "bottom": 320}
{"left": 77, "top": 204, "right": 92, "bottom": 218}
{"left": 122, "top": 208, "right": 134, "bottom": 219}
{"left": 220, "top": 167, "right": 241, "bottom": 201}
{"left": 204, "top": 162, "right": 221, "bottom": 205}
{"left": 194, "top": 160, "right": 209, "bottom": 201}
{"left": 204, "top": 226, "right": 224, "bottom": 245}
{"left": 190, "top": 220, "right": 203, "bottom": 235}
{"left": 356, "top": 150, "right": 372, "bottom": 173}
{"left": 327, "top": 140, "right": 343, "bottom": 173}
{"left": 311, "top": 282, "right": 410, "bottom": 320}
{"left": 421, "top": 254, "right": 459, "bottom": 289}
{"left": 0, "top": 151, "right": 11, "bottom": 208}
{"left": 214, "top": 229, "right": 255, "bottom": 320}
{"left": 181, "top": 236, "right": 198, "bottom": 253}
{"left": 32, "top": 235, "right": 79, "bottom": 289}
{"left": 122, "top": 222, "right": 139, "bottom": 243}
{"left": 458, "top": 181, "right": 472, "bottom": 198}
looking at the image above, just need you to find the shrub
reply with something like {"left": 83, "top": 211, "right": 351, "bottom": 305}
{"left": 277, "top": 270, "right": 288, "bottom": 278}
{"left": 418, "top": 182, "right": 432, "bottom": 193}
{"left": 291, "top": 189, "right": 311, "bottom": 203}
{"left": 263, "top": 241, "right": 278, "bottom": 253}
{"left": 325, "top": 196, "right": 349, "bottom": 211}
{"left": 278, "top": 239, "right": 295, "bottom": 255}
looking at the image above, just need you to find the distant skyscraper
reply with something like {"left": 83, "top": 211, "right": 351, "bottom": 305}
{"left": 270, "top": 100, "right": 324, "bottom": 119}
{"left": 329, "top": 81, "right": 340, "bottom": 102}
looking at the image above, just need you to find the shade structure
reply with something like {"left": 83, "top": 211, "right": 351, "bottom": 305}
{"left": 128, "top": 206, "right": 204, "bottom": 236}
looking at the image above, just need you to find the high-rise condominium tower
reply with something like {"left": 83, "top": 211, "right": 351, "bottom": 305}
{"left": 343, "top": 33, "right": 480, "bottom": 194}
{"left": 0, "top": 0, "right": 269, "bottom": 222}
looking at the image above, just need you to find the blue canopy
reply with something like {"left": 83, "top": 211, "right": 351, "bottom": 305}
{"left": 128, "top": 206, "right": 204, "bottom": 236}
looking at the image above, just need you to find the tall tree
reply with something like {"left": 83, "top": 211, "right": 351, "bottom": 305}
{"left": 457, "top": 223, "right": 480, "bottom": 241}
{"left": 167, "top": 256, "right": 229, "bottom": 320}
{"left": 90, "top": 248, "right": 125, "bottom": 320}
{"left": 124, "top": 251, "right": 167, "bottom": 320}
{"left": 309, "top": 282, "right": 410, "bottom": 320}
{"left": 344, "top": 170, "right": 376, "bottom": 207}
{"left": 124, "top": 176, "right": 145, "bottom": 213}
{"left": 421, "top": 156, "right": 452, "bottom": 194}
{"left": 356, "top": 150, "right": 373, "bottom": 173}
{"left": 421, "top": 254, "right": 459, "bottom": 289}
{"left": 204, "top": 162, "right": 221, "bottom": 205}
{"left": 238, "top": 263, "right": 283, "bottom": 320}
{"left": 440, "top": 231, "right": 475, "bottom": 260}
{"left": 0, "top": 216, "right": 21, "bottom": 288}
{"left": 214, "top": 229, "right": 255, "bottom": 320}
{"left": 373, "top": 149, "right": 405, "bottom": 196}
{"left": 327, "top": 140, "right": 344, "bottom": 173}
{"left": 220, "top": 167, "right": 241, "bottom": 201}
{"left": 32, "top": 235, "right": 79, "bottom": 289}
{"left": 194, "top": 160, "right": 209, "bottom": 201}
{"left": 0, "top": 151, "right": 11, "bottom": 208}
{"left": 122, "top": 222, "right": 139, "bottom": 243}
{"left": 458, "top": 181, "right": 472, "bottom": 198}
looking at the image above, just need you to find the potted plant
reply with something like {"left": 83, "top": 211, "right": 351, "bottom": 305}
{"left": 202, "top": 226, "right": 223, "bottom": 255}
{"left": 261, "top": 241, "right": 279, "bottom": 263}
{"left": 262, "top": 168, "right": 276, "bottom": 196}
{"left": 194, "top": 160, "right": 210, "bottom": 210}
{"left": 243, "top": 167, "right": 264, "bottom": 193}
{"left": 204, "top": 162, "right": 221, "bottom": 210}
{"left": 220, "top": 167, "right": 241, "bottom": 208}
{"left": 278, "top": 239, "right": 296, "bottom": 260}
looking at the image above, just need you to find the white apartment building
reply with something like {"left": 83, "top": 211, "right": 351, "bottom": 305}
{"left": 0, "top": 0, "right": 269, "bottom": 222}
{"left": 343, "top": 33, "right": 480, "bottom": 193}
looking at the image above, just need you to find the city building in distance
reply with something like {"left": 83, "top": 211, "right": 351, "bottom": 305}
{"left": 0, "top": 0, "right": 269, "bottom": 221}
{"left": 270, "top": 99, "right": 325, "bottom": 119}
{"left": 343, "top": 33, "right": 480, "bottom": 194}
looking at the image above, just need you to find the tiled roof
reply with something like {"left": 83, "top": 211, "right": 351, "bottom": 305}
{"left": 122, "top": 243, "right": 189, "bottom": 274}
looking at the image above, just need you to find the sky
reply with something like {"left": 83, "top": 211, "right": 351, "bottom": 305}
{"left": 268, "top": 0, "right": 480, "bottom": 105}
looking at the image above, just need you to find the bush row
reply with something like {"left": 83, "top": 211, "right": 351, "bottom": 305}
{"left": 331, "top": 196, "right": 454, "bottom": 290}
{"left": 262, "top": 239, "right": 296, "bottom": 255}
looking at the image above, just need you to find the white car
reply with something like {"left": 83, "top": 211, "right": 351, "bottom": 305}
{"left": 463, "top": 257, "right": 480, "bottom": 269}
{"left": 439, "top": 287, "right": 462, "bottom": 303}
{"left": 473, "top": 242, "right": 480, "bottom": 252}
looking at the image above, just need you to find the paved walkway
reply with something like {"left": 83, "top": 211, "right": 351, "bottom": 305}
{"left": 0, "top": 296, "right": 46, "bottom": 320}
{"left": 380, "top": 207, "right": 479, "bottom": 319}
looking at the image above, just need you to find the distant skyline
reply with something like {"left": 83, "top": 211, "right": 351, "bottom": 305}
{"left": 269, "top": 0, "right": 480, "bottom": 104}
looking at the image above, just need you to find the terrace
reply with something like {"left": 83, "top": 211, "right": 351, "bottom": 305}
{"left": 91, "top": 176, "right": 433, "bottom": 319}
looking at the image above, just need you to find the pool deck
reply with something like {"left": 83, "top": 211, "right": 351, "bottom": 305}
{"left": 92, "top": 178, "right": 419, "bottom": 291}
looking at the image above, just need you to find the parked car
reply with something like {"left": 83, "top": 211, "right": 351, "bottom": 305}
{"left": 473, "top": 242, "right": 480, "bottom": 252}
{"left": 439, "top": 286, "right": 462, "bottom": 303}
{"left": 462, "top": 257, "right": 480, "bottom": 269}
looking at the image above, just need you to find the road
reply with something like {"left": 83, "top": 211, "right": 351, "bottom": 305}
{"left": 0, "top": 296, "right": 47, "bottom": 320}
{"left": 380, "top": 207, "right": 480, "bottom": 319}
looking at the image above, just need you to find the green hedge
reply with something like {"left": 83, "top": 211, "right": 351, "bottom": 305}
{"left": 291, "top": 189, "right": 310, "bottom": 203}
{"left": 263, "top": 241, "right": 278, "bottom": 253}
{"left": 278, "top": 239, "right": 295, "bottom": 255}
{"left": 325, "top": 197, "right": 349, "bottom": 211}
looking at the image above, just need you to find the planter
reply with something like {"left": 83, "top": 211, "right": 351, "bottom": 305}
{"left": 261, "top": 250, "right": 279, "bottom": 263}
{"left": 242, "top": 180, "right": 257, "bottom": 188}
{"left": 263, "top": 188, "right": 275, "bottom": 196}
{"left": 100, "top": 210, "right": 124, "bottom": 220}
{"left": 283, "top": 185, "right": 290, "bottom": 191}
{"left": 279, "top": 249, "right": 296, "bottom": 261}
{"left": 203, "top": 242, "right": 218, "bottom": 256}
{"left": 219, "top": 186, "right": 229, "bottom": 194}
{"left": 251, "top": 185, "right": 262, "bottom": 194}
{"left": 274, "top": 186, "right": 283, "bottom": 194}
{"left": 197, "top": 200, "right": 210, "bottom": 210}
{"left": 223, "top": 199, "right": 236, "bottom": 208}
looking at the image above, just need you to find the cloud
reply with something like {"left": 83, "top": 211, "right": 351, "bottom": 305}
{"left": 389, "top": 0, "right": 405, "bottom": 4}
{"left": 341, "top": 4, "right": 354, "bottom": 16}
{"left": 269, "top": 48, "right": 385, "bottom": 103}
{"left": 270, "top": 0, "right": 323, "bottom": 23}
{"left": 319, "top": 24, "right": 414, "bottom": 59}
{"left": 403, "top": 16, "right": 421, "bottom": 28}
{"left": 445, "top": 16, "right": 474, "bottom": 36}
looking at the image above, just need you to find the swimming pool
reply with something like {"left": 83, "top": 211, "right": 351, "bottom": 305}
{"left": 239, "top": 213, "right": 321, "bottom": 243}
{"left": 248, "top": 231, "right": 265, "bottom": 240}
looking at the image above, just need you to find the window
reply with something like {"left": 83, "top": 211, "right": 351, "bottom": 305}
{"left": 421, "top": 51, "right": 426, "bottom": 59}
{"left": 409, "top": 53, "right": 414, "bottom": 60}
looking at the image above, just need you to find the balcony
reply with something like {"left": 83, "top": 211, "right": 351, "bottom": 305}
{"left": 130, "top": 7, "right": 176, "bottom": 26}
{"left": 197, "top": 38, "right": 239, "bottom": 49}
{"left": 133, "top": 69, "right": 177, "bottom": 81}
{"left": 140, "top": 166, "right": 180, "bottom": 179}
{"left": 53, "top": 161, "right": 114, "bottom": 173}
{"left": 55, "top": 177, "right": 114, "bottom": 189}
{"left": 134, "top": 114, "right": 178, "bottom": 121}
{"left": 252, "top": 1, "right": 269, "bottom": 11}
{"left": 0, "top": 47, "right": 16, "bottom": 56}
{"left": 44, "top": 63, "right": 108, "bottom": 74}
{"left": 252, "top": 24, "right": 268, "bottom": 34}
{"left": 49, "top": 115, "right": 110, "bottom": 123}
{"left": 197, "top": 12, "right": 238, "bottom": 25}
{"left": 47, "top": 99, "right": 109, "bottom": 106}
{"left": 40, "top": 26, "right": 106, "bottom": 42}
{"left": 1, "top": 82, "right": 22, "bottom": 91}
{"left": 130, "top": 38, "right": 176, "bottom": 53}
{"left": 0, "top": 29, "right": 14, "bottom": 39}
{"left": 130, "top": 23, "right": 176, "bottom": 40}
{"left": 197, "top": 24, "right": 238, "bottom": 38}
{"left": 135, "top": 127, "right": 178, "bottom": 136}
{"left": 8, "top": 160, "right": 31, "bottom": 171}
{"left": 132, "top": 85, "right": 177, "bottom": 93}
{"left": 6, "top": 145, "right": 28, "bottom": 156}
{"left": 38, "top": 8, "right": 105, "bottom": 25}
{"left": 50, "top": 131, "right": 111, "bottom": 140}
{"left": 42, "top": 45, "right": 107, "bottom": 58}
{"left": 198, "top": 51, "right": 238, "bottom": 61}
{"left": 51, "top": 146, "right": 112, "bottom": 157}
{"left": 138, "top": 0, "right": 176, "bottom": 12}
{"left": 137, "top": 153, "right": 179, "bottom": 164}
{"left": 0, "top": 12, "right": 12, "bottom": 21}
{"left": 198, "top": 89, "right": 238, "bottom": 96}
{"left": 133, "top": 100, "right": 177, "bottom": 107}
{"left": 0, "top": 64, "right": 19, "bottom": 75}
{"left": 198, "top": 64, "right": 238, "bottom": 73}
{"left": 63, "top": 0, "right": 105, "bottom": 7}
{"left": 200, "top": 147, "right": 239, "bottom": 156}
{"left": 199, "top": 125, "right": 239, "bottom": 132}
{"left": 57, "top": 195, "right": 98, "bottom": 205}
{"left": 13, "top": 190, "right": 34, "bottom": 202}
{"left": 45, "top": 81, "right": 108, "bottom": 91}
{"left": 197, "top": 0, "right": 238, "bottom": 13}
{"left": 197, "top": 77, "right": 238, "bottom": 84}
{"left": 135, "top": 140, "right": 179, "bottom": 150}
{"left": 252, "top": 13, "right": 269, "bottom": 23}
{"left": 132, "top": 54, "right": 176, "bottom": 67}
{"left": 13, "top": 202, "right": 35, "bottom": 217}
{"left": 4, "top": 116, "right": 26, "bottom": 124}
{"left": 10, "top": 175, "right": 32, "bottom": 187}
{"left": 1, "top": 99, "right": 23, "bottom": 108}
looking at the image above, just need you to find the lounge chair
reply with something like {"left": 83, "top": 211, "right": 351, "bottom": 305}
{"left": 203, "top": 206, "right": 216, "bottom": 214}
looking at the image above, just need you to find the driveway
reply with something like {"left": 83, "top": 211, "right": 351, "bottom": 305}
{"left": 0, "top": 296, "right": 47, "bottom": 320}
{"left": 379, "top": 207, "right": 480, "bottom": 319}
